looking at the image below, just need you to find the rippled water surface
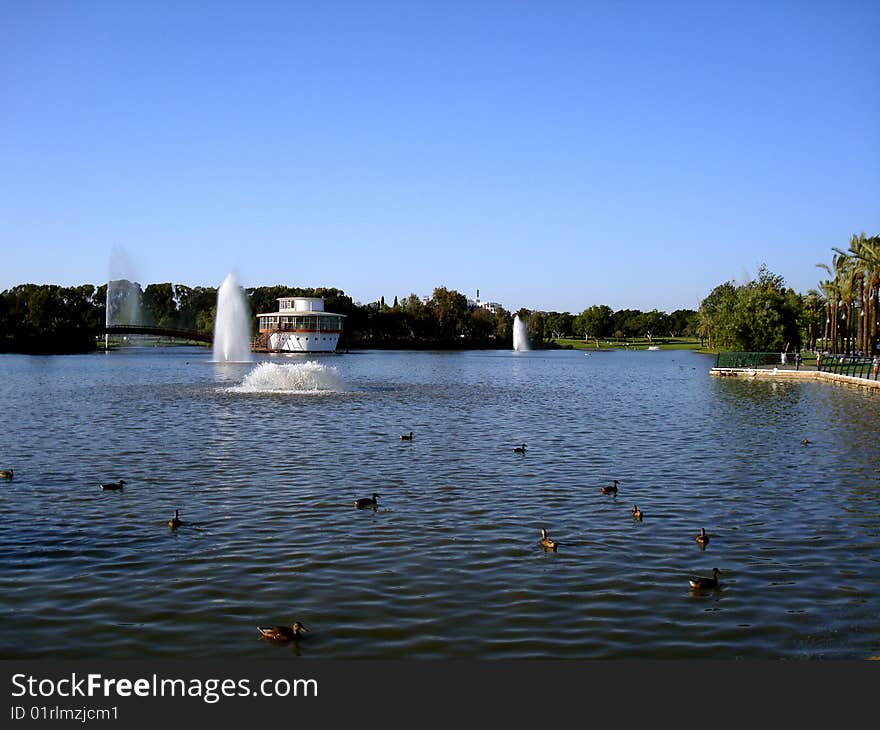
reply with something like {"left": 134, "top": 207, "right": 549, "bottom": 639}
{"left": 1, "top": 348, "right": 879, "bottom": 659}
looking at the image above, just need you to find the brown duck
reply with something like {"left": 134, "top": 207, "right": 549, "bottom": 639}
{"left": 355, "top": 493, "right": 379, "bottom": 509}
{"left": 540, "top": 528, "right": 558, "bottom": 552}
{"left": 257, "top": 621, "right": 308, "bottom": 642}
{"left": 689, "top": 568, "right": 721, "bottom": 589}
{"left": 601, "top": 479, "right": 619, "bottom": 495}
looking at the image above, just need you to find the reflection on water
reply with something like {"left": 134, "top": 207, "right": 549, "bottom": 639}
{"left": 0, "top": 348, "right": 878, "bottom": 659}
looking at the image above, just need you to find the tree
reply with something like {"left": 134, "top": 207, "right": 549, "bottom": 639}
{"left": 143, "top": 283, "right": 177, "bottom": 327}
{"left": 573, "top": 305, "right": 613, "bottom": 340}
{"left": 698, "top": 266, "right": 802, "bottom": 352}
{"left": 698, "top": 281, "right": 737, "bottom": 350}
{"left": 430, "top": 287, "right": 469, "bottom": 338}
{"left": 544, "top": 311, "right": 574, "bottom": 339}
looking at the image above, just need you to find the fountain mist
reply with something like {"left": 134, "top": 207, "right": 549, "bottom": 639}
{"left": 513, "top": 314, "right": 531, "bottom": 352}
{"left": 105, "top": 246, "right": 144, "bottom": 350}
{"left": 212, "top": 273, "right": 253, "bottom": 362}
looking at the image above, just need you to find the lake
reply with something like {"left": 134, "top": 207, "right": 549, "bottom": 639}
{"left": 1, "top": 347, "right": 878, "bottom": 659}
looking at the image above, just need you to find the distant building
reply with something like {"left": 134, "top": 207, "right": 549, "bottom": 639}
{"left": 467, "top": 289, "right": 503, "bottom": 314}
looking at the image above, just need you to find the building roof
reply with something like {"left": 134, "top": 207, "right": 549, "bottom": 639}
{"left": 257, "top": 310, "right": 346, "bottom": 318}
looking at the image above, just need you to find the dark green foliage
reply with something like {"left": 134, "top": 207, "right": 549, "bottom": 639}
{"left": 698, "top": 266, "right": 803, "bottom": 351}
{"left": 0, "top": 284, "right": 103, "bottom": 353}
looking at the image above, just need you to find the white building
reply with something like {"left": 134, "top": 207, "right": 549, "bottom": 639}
{"left": 256, "top": 296, "right": 345, "bottom": 352}
{"left": 467, "top": 289, "right": 503, "bottom": 314}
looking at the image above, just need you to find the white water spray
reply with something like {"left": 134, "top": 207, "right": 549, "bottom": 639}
{"left": 229, "top": 361, "right": 341, "bottom": 393}
{"left": 212, "top": 273, "right": 252, "bottom": 362}
{"left": 105, "top": 246, "right": 143, "bottom": 350}
{"left": 513, "top": 314, "right": 531, "bottom": 352}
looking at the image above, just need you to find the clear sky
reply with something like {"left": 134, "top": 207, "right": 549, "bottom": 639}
{"left": 2, "top": 0, "right": 878, "bottom": 313}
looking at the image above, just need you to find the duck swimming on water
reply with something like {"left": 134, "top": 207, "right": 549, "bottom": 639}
{"left": 601, "top": 479, "right": 619, "bottom": 495}
{"left": 100, "top": 479, "right": 126, "bottom": 491}
{"left": 168, "top": 509, "right": 182, "bottom": 529}
{"left": 355, "top": 493, "right": 379, "bottom": 509}
{"left": 0, "top": 469, "right": 12, "bottom": 479}
{"left": 540, "top": 528, "right": 558, "bottom": 551}
{"left": 695, "top": 528, "right": 710, "bottom": 546}
{"left": 257, "top": 621, "right": 308, "bottom": 642}
{"left": 631, "top": 505, "right": 643, "bottom": 521}
{"left": 689, "top": 568, "right": 721, "bottom": 589}
{"left": 400, "top": 432, "right": 413, "bottom": 441}
{"left": 513, "top": 444, "right": 527, "bottom": 453}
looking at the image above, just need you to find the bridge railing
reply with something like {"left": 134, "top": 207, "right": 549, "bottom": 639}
{"left": 102, "top": 324, "right": 212, "bottom": 343}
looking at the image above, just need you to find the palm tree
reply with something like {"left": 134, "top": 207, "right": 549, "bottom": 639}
{"left": 834, "top": 233, "right": 869, "bottom": 353}
{"left": 817, "top": 256, "right": 846, "bottom": 353}
{"left": 804, "top": 289, "right": 824, "bottom": 351}
{"left": 851, "top": 234, "right": 880, "bottom": 356}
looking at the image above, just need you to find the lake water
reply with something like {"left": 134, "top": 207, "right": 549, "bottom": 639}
{"left": 1, "top": 347, "right": 878, "bottom": 659}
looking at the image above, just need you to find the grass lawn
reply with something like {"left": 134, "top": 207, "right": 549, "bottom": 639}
{"left": 553, "top": 337, "right": 715, "bottom": 353}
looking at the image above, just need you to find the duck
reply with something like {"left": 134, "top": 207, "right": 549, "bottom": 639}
{"left": 689, "top": 568, "right": 722, "bottom": 589}
{"left": 631, "top": 505, "right": 643, "bottom": 521}
{"left": 801, "top": 438, "right": 810, "bottom": 445}
{"left": 355, "top": 493, "right": 379, "bottom": 509}
{"left": 0, "top": 469, "right": 13, "bottom": 479}
{"left": 513, "top": 443, "right": 527, "bottom": 453}
{"left": 167, "top": 509, "right": 182, "bottom": 529}
{"left": 100, "top": 479, "right": 126, "bottom": 491}
{"left": 695, "top": 528, "right": 710, "bottom": 546}
{"left": 257, "top": 621, "right": 308, "bottom": 642}
{"left": 601, "top": 479, "right": 619, "bottom": 495}
{"left": 540, "top": 527, "right": 557, "bottom": 551}
{"left": 400, "top": 432, "right": 413, "bottom": 441}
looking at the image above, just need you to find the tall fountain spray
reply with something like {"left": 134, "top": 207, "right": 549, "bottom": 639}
{"left": 212, "top": 273, "right": 253, "bottom": 362}
{"left": 105, "top": 246, "right": 143, "bottom": 350}
{"left": 513, "top": 314, "right": 531, "bottom": 352}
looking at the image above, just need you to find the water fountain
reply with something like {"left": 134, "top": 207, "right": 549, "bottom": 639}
{"left": 212, "top": 273, "right": 253, "bottom": 362}
{"left": 105, "top": 246, "right": 144, "bottom": 350}
{"left": 513, "top": 314, "right": 531, "bottom": 352}
{"left": 230, "top": 361, "right": 342, "bottom": 393}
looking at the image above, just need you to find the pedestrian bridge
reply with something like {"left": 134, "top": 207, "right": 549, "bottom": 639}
{"left": 102, "top": 324, "right": 212, "bottom": 343}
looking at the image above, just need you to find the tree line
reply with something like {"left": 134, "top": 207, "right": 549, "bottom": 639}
{"left": 696, "top": 232, "right": 879, "bottom": 356}
{"left": 1, "top": 280, "right": 699, "bottom": 353}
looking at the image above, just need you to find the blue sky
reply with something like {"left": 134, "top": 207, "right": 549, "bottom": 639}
{"left": 2, "top": 0, "right": 878, "bottom": 313}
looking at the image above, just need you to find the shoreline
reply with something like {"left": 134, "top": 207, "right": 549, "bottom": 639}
{"left": 710, "top": 366, "right": 880, "bottom": 391}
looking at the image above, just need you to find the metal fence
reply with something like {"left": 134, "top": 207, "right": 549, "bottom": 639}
{"left": 818, "top": 354, "right": 880, "bottom": 380}
{"left": 714, "top": 352, "right": 789, "bottom": 368}
{"left": 714, "top": 351, "right": 880, "bottom": 381}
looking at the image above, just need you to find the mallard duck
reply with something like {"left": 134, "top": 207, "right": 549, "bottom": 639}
{"left": 801, "top": 438, "right": 810, "bottom": 445}
{"left": 400, "top": 432, "right": 413, "bottom": 441}
{"left": 689, "top": 568, "right": 721, "bottom": 589}
{"left": 257, "top": 621, "right": 308, "bottom": 642}
{"left": 695, "top": 528, "right": 710, "bottom": 546}
{"left": 513, "top": 443, "right": 527, "bottom": 453}
{"left": 355, "top": 493, "right": 379, "bottom": 509}
{"left": 601, "top": 479, "right": 619, "bottom": 495}
{"left": 167, "top": 509, "right": 182, "bottom": 529}
{"left": 0, "top": 469, "right": 13, "bottom": 479}
{"left": 631, "top": 505, "right": 643, "bottom": 521}
{"left": 540, "top": 527, "right": 557, "bottom": 551}
{"left": 100, "top": 479, "right": 126, "bottom": 491}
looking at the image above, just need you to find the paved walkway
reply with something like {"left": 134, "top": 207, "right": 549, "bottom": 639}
{"left": 710, "top": 366, "right": 880, "bottom": 390}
